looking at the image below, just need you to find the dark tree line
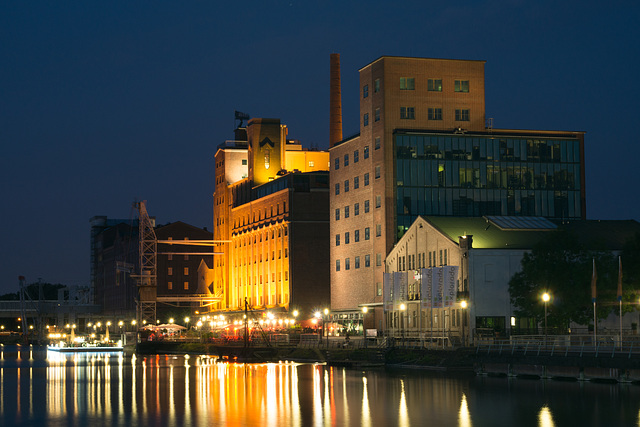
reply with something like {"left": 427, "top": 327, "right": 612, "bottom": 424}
{"left": 509, "top": 231, "right": 640, "bottom": 329}
{"left": 0, "top": 282, "right": 65, "bottom": 301}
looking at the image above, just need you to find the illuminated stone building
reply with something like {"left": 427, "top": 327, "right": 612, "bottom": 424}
{"left": 329, "top": 56, "right": 586, "bottom": 331}
{"left": 212, "top": 118, "right": 331, "bottom": 318}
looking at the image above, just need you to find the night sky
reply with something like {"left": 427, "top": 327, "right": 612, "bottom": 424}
{"left": 2, "top": 1, "right": 639, "bottom": 295}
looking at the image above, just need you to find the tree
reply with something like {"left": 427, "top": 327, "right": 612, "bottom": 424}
{"left": 0, "top": 281, "right": 65, "bottom": 301}
{"left": 509, "top": 230, "right": 619, "bottom": 330}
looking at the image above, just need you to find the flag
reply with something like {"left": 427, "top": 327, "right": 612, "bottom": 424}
{"left": 591, "top": 259, "right": 597, "bottom": 303}
{"left": 617, "top": 256, "right": 623, "bottom": 302}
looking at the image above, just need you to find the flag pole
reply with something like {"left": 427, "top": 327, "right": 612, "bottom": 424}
{"left": 591, "top": 259, "right": 597, "bottom": 345}
{"left": 618, "top": 256, "right": 623, "bottom": 350}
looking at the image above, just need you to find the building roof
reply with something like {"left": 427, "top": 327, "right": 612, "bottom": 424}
{"left": 359, "top": 55, "right": 486, "bottom": 71}
{"left": 423, "top": 217, "right": 640, "bottom": 251}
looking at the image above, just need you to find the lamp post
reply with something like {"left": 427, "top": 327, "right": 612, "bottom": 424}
{"left": 362, "top": 307, "right": 369, "bottom": 349}
{"left": 542, "top": 292, "right": 550, "bottom": 347}
{"left": 400, "top": 303, "right": 406, "bottom": 347}
{"left": 323, "top": 308, "right": 329, "bottom": 347}
{"left": 460, "top": 301, "right": 468, "bottom": 347}
{"left": 314, "top": 311, "right": 322, "bottom": 345}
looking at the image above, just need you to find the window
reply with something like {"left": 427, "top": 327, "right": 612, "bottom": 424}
{"left": 168, "top": 281, "right": 173, "bottom": 290}
{"left": 184, "top": 267, "right": 189, "bottom": 275}
{"left": 375, "top": 137, "right": 381, "bottom": 150}
{"left": 336, "top": 259, "right": 340, "bottom": 271}
{"left": 335, "top": 158, "right": 339, "bottom": 170}
{"left": 355, "top": 229, "right": 360, "bottom": 242}
{"left": 375, "top": 166, "right": 381, "bottom": 179}
{"left": 184, "top": 281, "right": 189, "bottom": 290}
{"left": 364, "top": 200, "right": 370, "bottom": 213}
{"left": 335, "top": 208, "right": 340, "bottom": 220}
{"left": 376, "top": 195, "right": 381, "bottom": 208}
{"left": 376, "top": 253, "right": 382, "bottom": 266}
{"left": 374, "top": 108, "right": 380, "bottom": 122}
{"left": 354, "top": 203, "right": 360, "bottom": 216}
{"left": 344, "top": 180, "right": 349, "bottom": 192}
{"left": 364, "top": 173, "right": 369, "bottom": 186}
{"left": 365, "top": 254, "right": 370, "bottom": 267}
{"left": 335, "top": 234, "right": 340, "bottom": 246}
{"left": 335, "top": 183, "right": 340, "bottom": 195}
{"left": 400, "top": 77, "right": 415, "bottom": 90}
{"left": 376, "top": 224, "right": 382, "bottom": 236}
{"left": 428, "top": 108, "right": 442, "bottom": 120}
{"left": 345, "top": 232, "right": 350, "bottom": 244}
{"left": 345, "top": 206, "right": 350, "bottom": 218}
{"left": 374, "top": 79, "right": 380, "bottom": 93}
{"left": 364, "top": 146, "right": 369, "bottom": 159}
{"left": 355, "top": 256, "right": 360, "bottom": 269}
{"left": 242, "top": 159, "right": 248, "bottom": 165}
{"left": 344, "top": 154, "right": 349, "bottom": 166}
{"left": 168, "top": 267, "right": 173, "bottom": 275}
{"left": 354, "top": 150, "right": 359, "bottom": 163}
{"left": 365, "top": 227, "right": 370, "bottom": 240}
{"left": 377, "top": 282, "right": 382, "bottom": 296}
{"left": 363, "top": 84, "right": 369, "bottom": 98}
{"left": 400, "top": 107, "right": 415, "bottom": 119}
{"left": 455, "top": 109, "right": 470, "bottom": 121}
{"left": 309, "top": 161, "right": 314, "bottom": 167}
{"left": 363, "top": 113, "right": 369, "bottom": 126}
{"left": 345, "top": 258, "right": 350, "bottom": 270}
{"left": 428, "top": 79, "right": 442, "bottom": 92}
{"left": 455, "top": 80, "right": 469, "bottom": 92}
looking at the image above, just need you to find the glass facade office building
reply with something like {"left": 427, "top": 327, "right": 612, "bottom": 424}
{"left": 395, "top": 131, "right": 584, "bottom": 236}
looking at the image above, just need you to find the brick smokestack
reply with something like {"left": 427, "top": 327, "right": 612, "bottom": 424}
{"left": 330, "top": 53, "right": 343, "bottom": 147}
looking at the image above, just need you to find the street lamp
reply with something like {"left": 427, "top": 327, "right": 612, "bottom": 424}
{"left": 460, "top": 301, "right": 468, "bottom": 347}
{"left": 400, "top": 303, "right": 406, "bottom": 346}
{"left": 362, "top": 307, "right": 369, "bottom": 349}
{"left": 323, "top": 308, "right": 330, "bottom": 347}
{"left": 542, "top": 292, "right": 550, "bottom": 347}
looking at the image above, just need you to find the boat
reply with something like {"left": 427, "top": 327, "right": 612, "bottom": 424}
{"left": 47, "top": 343, "right": 124, "bottom": 353}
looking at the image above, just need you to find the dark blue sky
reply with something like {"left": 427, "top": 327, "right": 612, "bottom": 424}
{"left": 2, "top": 1, "right": 639, "bottom": 294}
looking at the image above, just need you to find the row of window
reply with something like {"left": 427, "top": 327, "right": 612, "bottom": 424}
{"left": 334, "top": 173, "right": 372, "bottom": 194}
{"left": 233, "top": 227, "right": 288, "bottom": 247}
{"left": 335, "top": 224, "right": 384, "bottom": 246}
{"left": 393, "top": 250, "right": 449, "bottom": 272}
{"left": 234, "top": 248, "right": 289, "bottom": 266}
{"left": 234, "top": 203, "right": 288, "bottom": 228}
{"left": 335, "top": 197, "right": 382, "bottom": 220}
{"left": 167, "top": 267, "right": 190, "bottom": 276}
{"left": 363, "top": 78, "right": 469, "bottom": 97}
{"left": 236, "top": 271, "right": 289, "bottom": 284}
{"left": 364, "top": 107, "right": 470, "bottom": 124}
{"left": 334, "top": 146, "right": 370, "bottom": 170}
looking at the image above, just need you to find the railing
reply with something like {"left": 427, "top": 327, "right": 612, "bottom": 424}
{"left": 476, "top": 335, "right": 640, "bottom": 358}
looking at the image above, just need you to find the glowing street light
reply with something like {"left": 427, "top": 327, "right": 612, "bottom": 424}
{"left": 542, "top": 292, "right": 550, "bottom": 346}
{"left": 460, "top": 301, "right": 468, "bottom": 347}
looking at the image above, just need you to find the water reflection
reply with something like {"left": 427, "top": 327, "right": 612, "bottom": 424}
{"left": 1, "top": 345, "right": 640, "bottom": 426}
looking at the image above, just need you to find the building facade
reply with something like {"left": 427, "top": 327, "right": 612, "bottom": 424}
{"left": 329, "top": 56, "right": 586, "bottom": 328}
{"left": 212, "top": 118, "right": 331, "bottom": 318}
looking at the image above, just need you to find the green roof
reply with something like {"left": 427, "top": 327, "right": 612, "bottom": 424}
{"left": 423, "top": 217, "right": 640, "bottom": 250}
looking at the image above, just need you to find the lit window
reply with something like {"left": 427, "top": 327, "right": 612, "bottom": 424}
{"left": 168, "top": 281, "right": 173, "bottom": 290}
{"left": 455, "top": 109, "right": 470, "bottom": 121}
{"left": 364, "top": 146, "right": 369, "bottom": 159}
{"left": 428, "top": 79, "right": 442, "bottom": 92}
{"left": 363, "top": 84, "right": 369, "bottom": 98}
{"left": 309, "top": 161, "right": 314, "bottom": 167}
{"left": 455, "top": 80, "right": 469, "bottom": 93}
{"left": 374, "top": 108, "right": 380, "bottom": 122}
{"left": 428, "top": 108, "right": 443, "bottom": 120}
{"left": 400, "top": 77, "right": 415, "bottom": 90}
{"left": 363, "top": 113, "right": 369, "bottom": 126}
{"left": 377, "top": 282, "right": 382, "bottom": 296}
{"left": 184, "top": 267, "right": 189, "bottom": 275}
{"left": 400, "top": 107, "right": 415, "bottom": 120}
{"left": 374, "top": 79, "right": 380, "bottom": 93}
{"left": 168, "top": 267, "right": 173, "bottom": 275}
{"left": 184, "top": 281, "right": 189, "bottom": 290}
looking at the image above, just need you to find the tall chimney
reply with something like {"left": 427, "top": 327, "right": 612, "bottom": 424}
{"left": 330, "top": 53, "right": 343, "bottom": 147}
